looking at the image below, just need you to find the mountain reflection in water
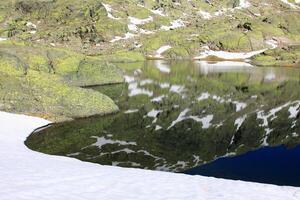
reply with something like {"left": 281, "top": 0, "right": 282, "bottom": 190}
{"left": 26, "top": 61, "right": 300, "bottom": 175}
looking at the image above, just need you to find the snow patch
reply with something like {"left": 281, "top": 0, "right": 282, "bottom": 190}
{"left": 129, "top": 16, "right": 153, "bottom": 25}
{"left": 110, "top": 32, "right": 136, "bottom": 43}
{"left": 160, "top": 19, "right": 185, "bottom": 31}
{"left": 148, "top": 45, "right": 172, "bottom": 59}
{"left": 198, "top": 10, "right": 212, "bottom": 19}
{"left": 194, "top": 49, "right": 266, "bottom": 60}
{"left": 102, "top": 3, "right": 121, "bottom": 20}
{"left": 237, "top": 0, "right": 251, "bottom": 8}
{"left": 279, "top": 0, "right": 300, "bottom": 9}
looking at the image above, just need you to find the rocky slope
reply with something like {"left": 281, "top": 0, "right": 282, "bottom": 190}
{"left": 1, "top": 0, "right": 299, "bottom": 62}
{"left": 0, "top": 0, "right": 300, "bottom": 120}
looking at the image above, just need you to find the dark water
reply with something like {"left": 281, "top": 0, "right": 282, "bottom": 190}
{"left": 185, "top": 145, "right": 300, "bottom": 186}
{"left": 26, "top": 61, "right": 300, "bottom": 185}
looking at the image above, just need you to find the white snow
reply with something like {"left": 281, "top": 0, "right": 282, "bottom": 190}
{"left": 194, "top": 49, "right": 266, "bottom": 60}
{"left": 26, "top": 21, "right": 37, "bottom": 29}
{"left": 110, "top": 32, "right": 136, "bottom": 43}
{"left": 237, "top": 0, "right": 251, "bottom": 8}
{"left": 102, "top": 3, "right": 120, "bottom": 20}
{"left": 279, "top": 0, "right": 300, "bottom": 9}
{"left": 150, "top": 9, "right": 166, "bottom": 16}
{"left": 198, "top": 10, "right": 212, "bottom": 19}
{"left": 265, "top": 39, "right": 279, "bottom": 49}
{"left": 160, "top": 19, "right": 185, "bottom": 31}
{"left": 157, "top": 45, "right": 172, "bottom": 55}
{"left": 1, "top": 111, "right": 300, "bottom": 199}
{"left": 127, "top": 16, "right": 154, "bottom": 35}
{"left": 137, "top": 4, "right": 166, "bottom": 16}
{"left": 148, "top": 45, "right": 172, "bottom": 59}
{"left": 129, "top": 16, "right": 153, "bottom": 25}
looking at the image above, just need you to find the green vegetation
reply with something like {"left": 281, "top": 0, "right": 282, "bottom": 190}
{"left": 0, "top": 0, "right": 299, "bottom": 63}
{"left": 0, "top": 40, "right": 123, "bottom": 121}
{"left": 26, "top": 61, "right": 300, "bottom": 171}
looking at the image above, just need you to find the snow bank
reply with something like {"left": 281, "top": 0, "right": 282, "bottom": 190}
{"left": 102, "top": 3, "right": 120, "bottom": 20}
{"left": 198, "top": 10, "right": 212, "bottom": 19}
{"left": 0, "top": 111, "right": 299, "bottom": 200}
{"left": 129, "top": 16, "right": 153, "bottom": 25}
{"left": 279, "top": 0, "right": 300, "bottom": 9}
{"left": 194, "top": 49, "right": 266, "bottom": 60}
{"left": 148, "top": 45, "right": 172, "bottom": 59}
{"left": 194, "top": 38, "right": 278, "bottom": 61}
{"left": 160, "top": 19, "right": 185, "bottom": 31}
{"left": 237, "top": 0, "right": 251, "bottom": 8}
{"left": 110, "top": 32, "right": 135, "bottom": 43}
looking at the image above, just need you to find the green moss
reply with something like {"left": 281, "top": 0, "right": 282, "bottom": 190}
{"left": 99, "top": 51, "right": 145, "bottom": 63}
{"left": 0, "top": 67, "right": 119, "bottom": 121}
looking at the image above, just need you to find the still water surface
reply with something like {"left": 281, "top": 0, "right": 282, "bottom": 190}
{"left": 26, "top": 61, "right": 300, "bottom": 185}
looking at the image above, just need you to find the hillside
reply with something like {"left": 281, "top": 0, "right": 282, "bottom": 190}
{"left": 0, "top": 0, "right": 300, "bottom": 120}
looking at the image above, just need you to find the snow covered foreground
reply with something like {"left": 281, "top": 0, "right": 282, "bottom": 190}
{"left": 0, "top": 112, "right": 299, "bottom": 200}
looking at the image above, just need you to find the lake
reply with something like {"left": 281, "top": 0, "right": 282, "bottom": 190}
{"left": 26, "top": 60, "right": 300, "bottom": 185}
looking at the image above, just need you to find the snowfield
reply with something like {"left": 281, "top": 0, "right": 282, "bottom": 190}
{"left": 0, "top": 111, "right": 300, "bottom": 200}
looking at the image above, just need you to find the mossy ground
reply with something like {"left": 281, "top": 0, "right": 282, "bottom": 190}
{"left": 1, "top": 0, "right": 300, "bottom": 120}
{"left": 0, "top": 40, "right": 123, "bottom": 121}
{"left": 0, "top": 0, "right": 299, "bottom": 64}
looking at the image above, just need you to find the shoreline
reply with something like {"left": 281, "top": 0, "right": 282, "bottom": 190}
{"left": 0, "top": 111, "right": 299, "bottom": 199}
